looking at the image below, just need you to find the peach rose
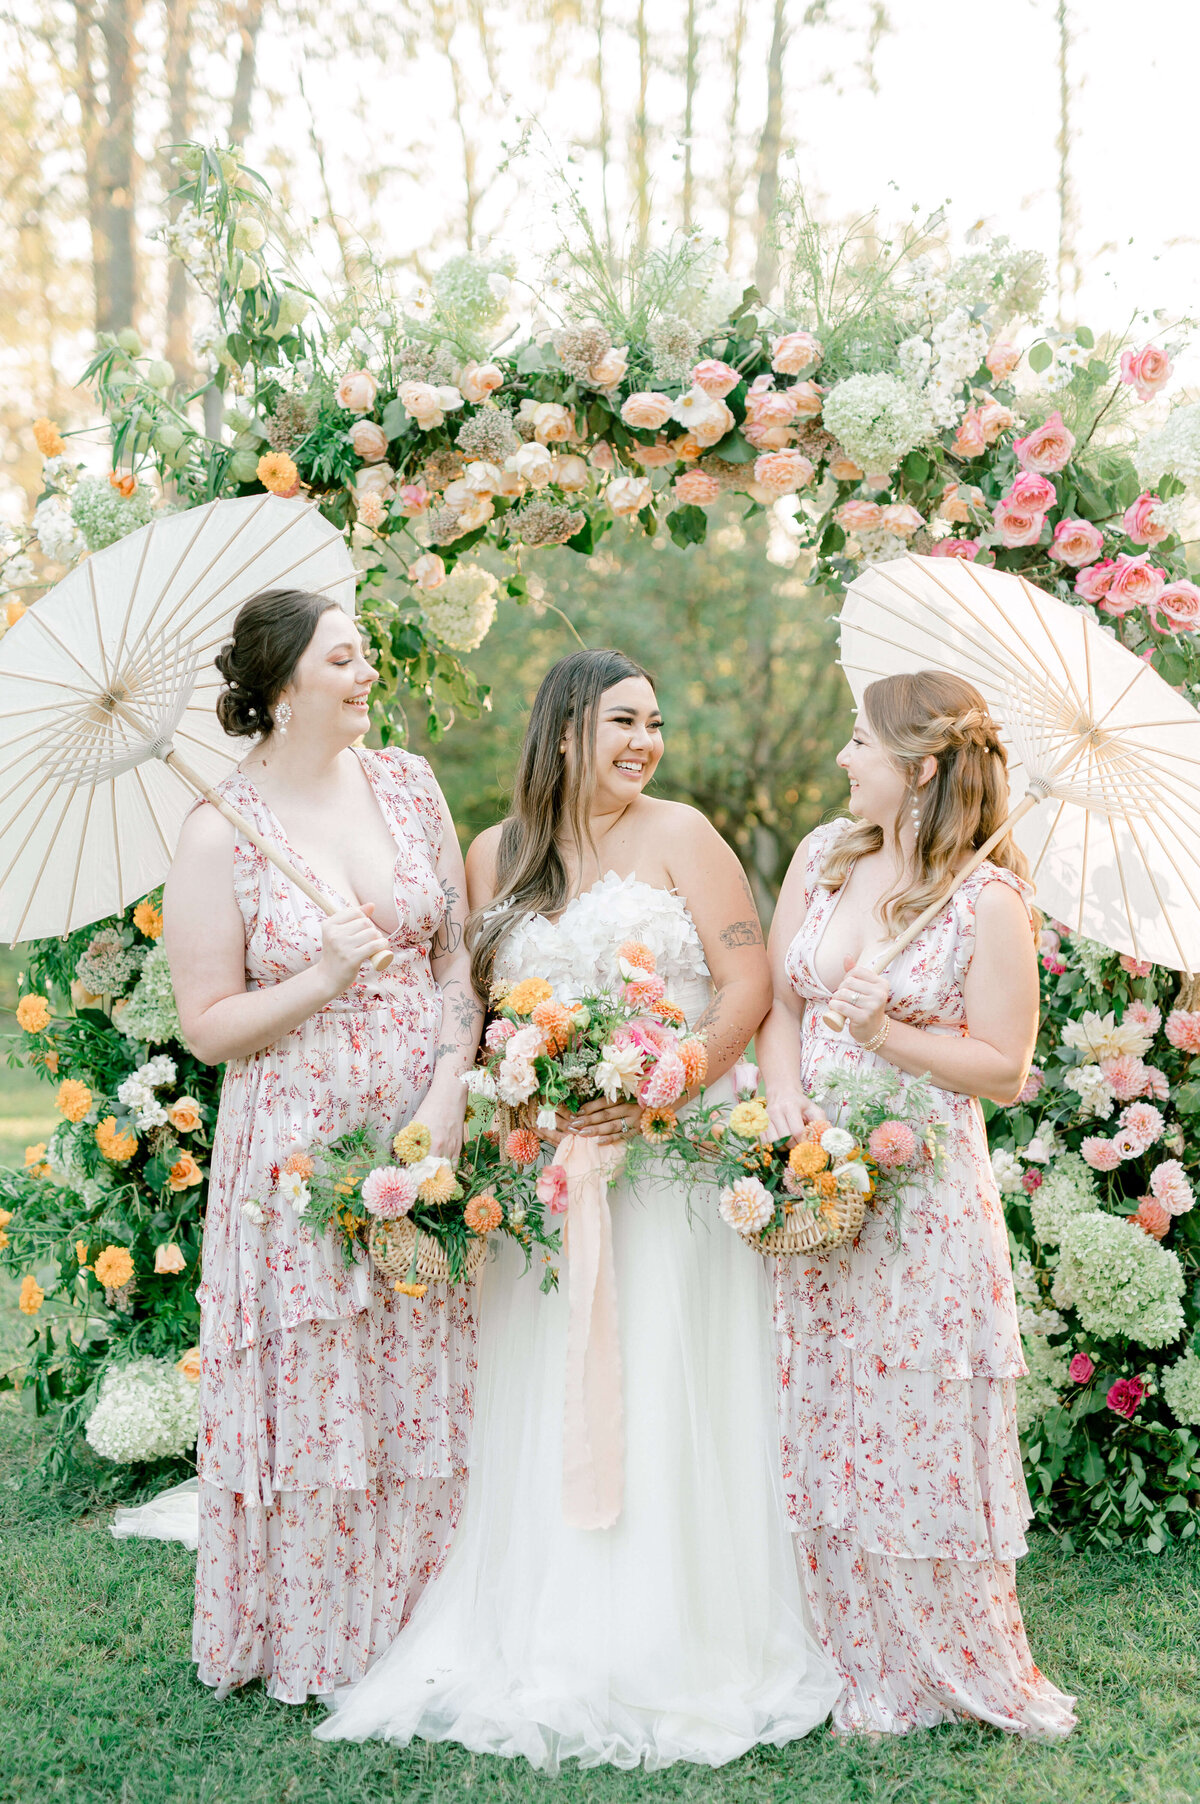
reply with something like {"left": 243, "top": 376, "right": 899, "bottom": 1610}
{"left": 992, "top": 500, "right": 1045, "bottom": 548}
{"left": 458, "top": 361, "right": 504, "bottom": 404}
{"left": 177, "top": 1347, "right": 202, "bottom": 1383}
{"left": 742, "top": 421, "right": 793, "bottom": 450}
{"left": 620, "top": 391, "right": 674, "bottom": 432}
{"left": 1120, "top": 343, "right": 1173, "bottom": 401}
{"left": 629, "top": 439, "right": 677, "bottom": 468}
{"left": 168, "top": 1152, "right": 203, "bottom": 1192}
{"left": 835, "top": 499, "right": 883, "bottom": 531}
{"left": 1074, "top": 559, "right": 1116, "bottom": 602}
{"left": 1048, "top": 518, "right": 1105, "bottom": 568}
{"left": 493, "top": 468, "right": 526, "bottom": 498}
{"left": 348, "top": 420, "right": 389, "bottom": 463}
{"left": 1013, "top": 410, "right": 1075, "bottom": 474}
{"left": 408, "top": 553, "right": 447, "bottom": 591}
{"left": 1008, "top": 471, "right": 1057, "bottom": 512}
{"left": 168, "top": 1096, "right": 201, "bottom": 1133}
{"left": 951, "top": 408, "right": 986, "bottom": 458}
{"left": 938, "top": 482, "right": 982, "bottom": 524}
{"left": 672, "top": 387, "right": 734, "bottom": 447}
{"left": 753, "top": 449, "right": 815, "bottom": 495}
{"left": 930, "top": 538, "right": 980, "bottom": 561}
{"left": 770, "top": 330, "right": 823, "bottom": 374}
{"left": 589, "top": 346, "right": 628, "bottom": 387}
{"left": 1155, "top": 580, "right": 1200, "bottom": 632}
{"left": 588, "top": 439, "right": 616, "bottom": 471}
{"left": 354, "top": 462, "right": 395, "bottom": 501}
{"left": 1123, "top": 493, "right": 1169, "bottom": 546}
{"left": 525, "top": 400, "right": 573, "bottom": 445}
{"left": 553, "top": 454, "right": 590, "bottom": 492}
{"left": 154, "top": 1243, "right": 187, "bottom": 1275}
{"left": 690, "top": 358, "right": 740, "bottom": 398}
{"left": 399, "top": 381, "right": 463, "bottom": 431}
{"left": 396, "top": 483, "right": 431, "bottom": 516}
{"left": 788, "top": 380, "right": 823, "bottom": 421}
{"left": 441, "top": 484, "right": 494, "bottom": 531}
{"left": 607, "top": 475, "right": 653, "bottom": 515}
{"left": 458, "top": 459, "right": 505, "bottom": 496}
{"left": 669, "top": 434, "right": 702, "bottom": 462}
{"left": 978, "top": 399, "right": 1014, "bottom": 442}
{"left": 335, "top": 369, "right": 380, "bottom": 413}
{"left": 743, "top": 376, "right": 795, "bottom": 427}
{"left": 674, "top": 468, "right": 722, "bottom": 506}
{"left": 879, "top": 501, "right": 924, "bottom": 537}
{"left": 1099, "top": 552, "right": 1166, "bottom": 617}
{"left": 828, "top": 452, "right": 863, "bottom": 482}
{"left": 508, "top": 442, "right": 554, "bottom": 487}
{"left": 986, "top": 341, "right": 1021, "bottom": 381}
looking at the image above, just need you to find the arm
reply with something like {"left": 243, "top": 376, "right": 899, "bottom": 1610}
{"left": 827, "top": 879, "right": 1038, "bottom": 1104}
{"left": 757, "top": 833, "right": 825, "bottom": 1139}
{"left": 413, "top": 789, "right": 483, "bottom": 1160}
{"left": 163, "top": 805, "right": 390, "bottom": 1065}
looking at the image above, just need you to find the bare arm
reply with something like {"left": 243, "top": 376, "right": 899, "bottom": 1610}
{"left": 414, "top": 788, "right": 483, "bottom": 1159}
{"left": 757, "top": 833, "right": 824, "bottom": 1139}
{"left": 827, "top": 879, "right": 1039, "bottom": 1104}
{"left": 666, "top": 811, "right": 772, "bottom": 1088}
{"left": 163, "top": 805, "right": 389, "bottom": 1065}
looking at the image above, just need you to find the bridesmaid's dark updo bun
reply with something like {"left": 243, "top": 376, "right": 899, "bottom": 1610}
{"left": 215, "top": 588, "right": 340, "bottom": 738}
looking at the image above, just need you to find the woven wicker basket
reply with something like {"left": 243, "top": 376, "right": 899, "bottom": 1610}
{"left": 752, "top": 1189, "right": 867, "bottom": 1257}
{"left": 369, "top": 1217, "right": 488, "bottom": 1285}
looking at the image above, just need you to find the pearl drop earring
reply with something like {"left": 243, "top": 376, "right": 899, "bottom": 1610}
{"left": 911, "top": 794, "right": 921, "bottom": 837}
{"left": 275, "top": 699, "right": 292, "bottom": 736}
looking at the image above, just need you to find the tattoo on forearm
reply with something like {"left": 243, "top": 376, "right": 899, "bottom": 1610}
{"left": 720, "top": 918, "right": 763, "bottom": 949}
{"left": 432, "top": 880, "right": 463, "bottom": 957}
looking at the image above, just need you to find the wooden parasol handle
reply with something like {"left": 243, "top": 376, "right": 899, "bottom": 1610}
{"left": 164, "top": 750, "right": 393, "bottom": 973}
{"left": 821, "top": 791, "right": 1041, "bottom": 1033}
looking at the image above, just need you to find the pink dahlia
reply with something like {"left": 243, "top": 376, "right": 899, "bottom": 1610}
{"left": 1149, "top": 1159, "right": 1194, "bottom": 1216}
{"left": 867, "top": 1120, "right": 917, "bottom": 1168}
{"left": 485, "top": 1019, "right": 517, "bottom": 1053}
{"left": 1117, "top": 1101, "right": 1164, "bottom": 1153}
{"left": 639, "top": 1049, "right": 687, "bottom": 1109}
{"left": 1119, "top": 954, "right": 1153, "bottom": 978}
{"left": 1165, "top": 1009, "right": 1200, "bottom": 1054}
{"left": 1124, "top": 1000, "right": 1162, "bottom": 1038}
{"left": 623, "top": 973, "right": 666, "bottom": 1011}
{"left": 1099, "top": 1055, "right": 1152, "bottom": 1102}
{"left": 1016, "top": 1066, "right": 1045, "bottom": 1106}
{"left": 536, "top": 1163, "right": 569, "bottom": 1214}
{"left": 1068, "top": 1352, "right": 1095, "bottom": 1385}
{"left": 361, "top": 1165, "right": 420, "bottom": 1220}
{"left": 1081, "top": 1136, "right": 1122, "bottom": 1172}
{"left": 1134, "top": 1196, "right": 1170, "bottom": 1240}
{"left": 1106, "top": 1376, "right": 1146, "bottom": 1419}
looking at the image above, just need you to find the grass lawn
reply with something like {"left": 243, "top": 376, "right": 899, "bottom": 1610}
{"left": 0, "top": 1008, "right": 57, "bottom": 1173}
{"left": 0, "top": 1401, "right": 1197, "bottom": 1804}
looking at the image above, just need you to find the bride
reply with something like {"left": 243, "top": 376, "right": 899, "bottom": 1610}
{"left": 316, "top": 648, "right": 840, "bottom": 1769}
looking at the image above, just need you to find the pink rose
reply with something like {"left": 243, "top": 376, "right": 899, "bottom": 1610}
{"left": 1016, "top": 1066, "right": 1045, "bottom": 1105}
{"left": 1081, "top": 1136, "right": 1121, "bottom": 1172}
{"left": 1123, "top": 493, "right": 1169, "bottom": 546}
{"left": 396, "top": 483, "right": 430, "bottom": 517}
{"left": 951, "top": 408, "right": 987, "bottom": 458}
{"left": 620, "top": 391, "right": 674, "bottom": 432}
{"left": 978, "top": 400, "right": 1015, "bottom": 443}
{"left": 1021, "top": 1169, "right": 1043, "bottom": 1194}
{"left": 1106, "top": 1375, "right": 1146, "bottom": 1419}
{"left": 1048, "top": 518, "right": 1105, "bottom": 568}
{"left": 588, "top": 346, "right": 628, "bottom": 388}
{"left": 986, "top": 341, "right": 1021, "bottom": 381}
{"left": 1154, "top": 580, "right": 1200, "bottom": 633}
{"left": 458, "top": 361, "right": 505, "bottom": 405}
{"left": 1068, "top": 1353, "right": 1094, "bottom": 1385}
{"left": 879, "top": 501, "right": 924, "bottom": 537}
{"left": 1013, "top": 410, "right": 1075, "bottom": 474}
{"left": 1100, "top": 553, "right": 1166, "bottom": 617}
{"left": 690, "top": 358, "right": 741, "bottom": 398}
{"left": 588, "top": 439, "right": 616, "bottom": 472}
{"left": 1074, "top": 558, "right": 1116, "bottom": 602}
{"left": 753, "top": 449, "right": 815, "bottom": 495}
{"left": 836, "top": 499, "right": 883, "bottom": 532}
{"left": 742, "top": 421, "right": 793, "bottom": 450}
{"left": 407, "top": 552, "right": 446, "bottom": 591}
{"left": 743, "top": 375, "right": 796, "bottom": 427}
{"left": 732, "top": 1061, "right": 759, "bottom": 1099}
{"left": 992, "top": 500, "right": 1045, "bottom": 549}
{"left": 930, "top": 538, "right": 980, "bottom": 561}
{"left": 674, "top": 468, "right": 722, "bottom": 506}
{"left": 536, "top": 1163, "right": 569, "bottom": 1214}
{"left": 348, "top": 419, "right": 389, "bottom": 463}
{"left": 335, "top": 369, "right": 380, "bottom": 413}
{"left": 1008, "top": 471, "right": 1057, "bottom": 512}
{"left": 1120, "top": 344, "right": 1172, "bottom": 402}
{"left": 828, "top": 452, "right": 863, "bottom": 482}
{"left": 770, "top": 330, "right": 823, "bottom": 374}
{"left": 788, "top": 380, "right": 824, "bottom": 421}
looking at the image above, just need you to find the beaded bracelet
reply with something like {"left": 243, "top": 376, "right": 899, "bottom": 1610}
{"left": 860, "top": 1015, "right": 891, "bottom": 1054}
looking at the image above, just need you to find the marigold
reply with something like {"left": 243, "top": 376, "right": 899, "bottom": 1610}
{"left": 95, "top": 1116, "right": 137, "bottom": 1163}
{"left": 33, "top": 417, "right": 65, "bottom": 457}
{"left": 0, "top": 1232, "right": 7, "bottom": 1251}
{"left": 16, "top": 994, "right": 51, "bottom": 1033}
{"left": 94, "top": 1245, "right": 134, "bottom": 1289}
{"left": 505, "top": 1127, "right": 542, "bottom": 1167}
{"left": 789, "top": 1140, "right": 829, "bottom": 1178}
{"left": 18, "top": 1275, "right": 44, "bottom": 1315}
{"left": 133, "top": 898, "right": 164, "bottom": 939}
{"left": 75, "top": 1241, "right": 89, "bottom": 1265}
{"left": 282, "top": 1151, "right": 315, "bottom": 1179}
{"left": 393, "top": 1121, "right": 432, "bottom": 1164}
{"left": 531, "top": 999, "right": 573, "bottom": 1054}
{"left": 256, "top": 451, "right": 301, "bottom": 496}
{"left": 23, "top": 1143, "right": 50, "bottom": 1176}
{"left": 464, "top": 1192, "right": 503, "bottom": 1235}
{"left": 677, "top": 1037, "right": 708, "bottom": 1088}
{"left": 640, "top": 1105, "right": 677, "bottom": 1143}
{"left": 417, "top": 1164, "right": 457, "bottom": 1204}
{"left": 168, "top": 1152, "right": 203, "bottom": 1191}
{"left": 55, "top": 1078, "right": 92, "bottom": 1123}
{"left": 815, "top": 1171, "right": 839, "bottom": 1200}
{"left": 616, "top": 940, "right": 656, "bottom": 973}
{"left": 505, "top": 976, "right": 554, "bottom": 1016}
{"left": 394, "top": 1280, "right": 429, "bottom": 1298}
{"left": 729, "top": 1098, "right": 770, "bottom": 1141}
{"left": 168, "top": 1096, "right": 201, "bottom": 1132}
{"left": 43, "top": 1050, "right": 59, "bottom": 1074}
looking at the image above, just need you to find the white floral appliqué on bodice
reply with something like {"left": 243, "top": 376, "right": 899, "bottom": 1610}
{"left": 493, "top": 871, "right": 711, "bottom": 1025}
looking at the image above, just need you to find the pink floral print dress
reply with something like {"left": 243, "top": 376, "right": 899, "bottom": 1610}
{"left": 192, "top": 747, "right": 476, "bottom": 1705}
{"left": 773, "top": 819, "right": 1076, "bottom": 1739}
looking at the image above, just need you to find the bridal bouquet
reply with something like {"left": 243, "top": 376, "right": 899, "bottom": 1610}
{"left": 657, "top": 1066, "right": 946, "bottom": 1255}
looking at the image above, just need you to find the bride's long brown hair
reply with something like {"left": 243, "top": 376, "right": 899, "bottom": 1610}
{"left": 467, "top": 648, "right": 656, "bottom": 997}
{"left": 821, "top": 670, "right": 1030, "bottom": 934}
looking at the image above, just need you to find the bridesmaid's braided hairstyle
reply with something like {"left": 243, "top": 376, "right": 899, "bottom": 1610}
{"left": 215, "top": 588, "right": 341, "bottom": 738}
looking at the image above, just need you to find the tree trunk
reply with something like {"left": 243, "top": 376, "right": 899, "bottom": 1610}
{"left": 681, "top": 0, "right": 698, "bottom": 232}
{"left": 592, "top": 0, "right": 612, "bottom": 251}
{"left": 752, "top": 0, "right": 787, "bottom": 301}
{"left": 631, "top": 0, "right": 650, "bottom": 253}
{"left": 95, "top": 0, "right": 141, "bottom": 334}
{"left": 164, "top": 0, "right": 194, "bottom": 379}
{"left": 722, "top": 0, "right": 747, "bottom": 263}
{"left": 1054, "top": 0, "right": 1079, "bottom": 322}
{"left": 229, "top": 0, "right": 264, "bottom": 146}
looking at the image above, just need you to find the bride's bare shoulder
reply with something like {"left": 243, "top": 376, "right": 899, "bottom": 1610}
{"left": 634, "top": 797, "right": 723, "bottom": 853}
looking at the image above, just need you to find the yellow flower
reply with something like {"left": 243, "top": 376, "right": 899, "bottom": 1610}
{"left": 75, "top": 1241, "right": 89, "bottom": 1265}
{"left": 16, "top": 994, "right": 51, "bottom": 1033}
{"left": 0, "top": 1210, "right": 11, "bottom": 1229}
{"left": 167, "top": 1151, "right": 203, "bottom": 1192}
{"left": 95, "top": 1116, "right": 137, "bottom": 1164}
{"left": 393, "top": 1121, "right": 432, "bottom": 1165}
{"left": 728, "top": 1099, "right": 770, "bottom": 1141}
{"left": 177, "top": 1347, "right": 202, "bottom": 1382}
{"left": 55, "top": 1078, "right": 93, "bottom": 1123}
{"left": 256, "top": 451, "right": 300, "bottom": 496}
{"left": 394, "top": 1280, "right": 428, "bottom": 1298}
{"left": 33, "top": 417, "right": 66, "bottom": 457}
{"left": 168, "top": 1096, "right": 201, "bottom": 1132}
{"left": 133, "top": 898, "right": 164, "bottom": 939}
{"left": 505, "top": 976, "right": 554, "bottom": 1016}
{"left": 94, "top": 1245, "right": 134, "bottom": 1289}
{"left": 417, "top": 1165, "right": 457, "bottom": 1205}
{"left": 18, "top": 1274, "right": 44, "bottom": 1314}
{"left": 788, "top": 1141, "right": 829, "bottom": 1178}
{"left": 23, "top": 1144, "right": 50, "bottom": 1178}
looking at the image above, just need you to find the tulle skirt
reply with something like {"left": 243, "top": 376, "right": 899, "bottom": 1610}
{"left": 315, "top": 1152, "right": 841, "bottom": 1771}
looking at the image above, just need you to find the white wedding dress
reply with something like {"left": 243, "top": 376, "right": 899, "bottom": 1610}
{"left": 315, "top": 873, "right": 840, "bottom": 1771}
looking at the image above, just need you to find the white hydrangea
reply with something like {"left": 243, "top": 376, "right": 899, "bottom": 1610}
{"left": 1, "top": 552, "right": 36, "bottom": 592}
{"left": 118, "top": 946, "right": 181, "bottom": 1045}
{"left": 1161, "top": 1349, "right": 1200, "bottom": 1427}
{"left": 420, "top": 562, "right": 499, "bottom": 653}
{"left": 1016, "top": 1334, "right": 1070, "bottom": 1433}
{"left": 140, "top": 1054, "right": 177, "bottom": 1087}
{"left": 1017, "top": 1302, "right": 1069, "bottom": 1337}
{"left": 821, "top": 374, "right": 934, "bottom": 474}
{"left": 1053, "top": 1211, "right": 1185, "bottom": 1348}
{"left": 1028, "top": 1151, "right": 1100, "bottom": 1247}
{"left": 1062, "top": 1065, "right": 1117, "bottom": 1120}
{"left": 1012, "top": 1254, "right": 1040, "bottom": 1304}
{"left": 85, "top": 1358, "right": 200, "bottom": 1463}
{"left": 991, "top": 1147, "right": 1026, "bottom": 1195}
{"left": 1136, "top": 402, "right": 1200, "bottom": 494}
{"left": 1071, "top": 937, "right": 1116, "bottom": 989}
{"left": 33, "top": 497, "right": 86, "bottom": 565}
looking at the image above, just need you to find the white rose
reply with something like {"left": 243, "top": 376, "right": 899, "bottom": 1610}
{"left": 1024, "top": 1134, "right": 1059, "bottom": 1165}
{"left": 507, "top": 443, "right": 554, "bottom": 487}
{"left": 819, "top": 1126, "right": 855, "bottom": 1160}
{"left": 606, "top": 475, "right": 652, "bottom": 516}
{"left": 990, "top": 1148, "right": 1026, "bottom": 1195}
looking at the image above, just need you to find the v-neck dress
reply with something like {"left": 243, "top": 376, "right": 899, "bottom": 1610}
{"left": 192, "top": 747, "right": 476, "bottom": 1705}
{"left": 773, "top": 819, "right": 1075, "bottom": 1738}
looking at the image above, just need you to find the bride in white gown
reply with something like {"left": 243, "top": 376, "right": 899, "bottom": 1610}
{"left": 315, "top": 649, "right": 840, "bottom": 1770}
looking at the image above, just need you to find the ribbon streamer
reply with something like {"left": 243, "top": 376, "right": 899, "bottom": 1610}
{"left": 557, "top": 1132, "right": 626, "bottom": 1530}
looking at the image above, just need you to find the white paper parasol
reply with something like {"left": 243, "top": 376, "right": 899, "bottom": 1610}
{"left": 826, "top": 552, "right": 1200, "bottom": 1018}
{"left": 0, "top": 493, "right": 380, "bottom": 954}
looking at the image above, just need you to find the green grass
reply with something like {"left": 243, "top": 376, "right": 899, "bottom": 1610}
{"left": 0, "top": 1406, "right": 1198, "bottom": 1804}
{"left": 0, "top": 1009, "right": 57, "bottom": 1172}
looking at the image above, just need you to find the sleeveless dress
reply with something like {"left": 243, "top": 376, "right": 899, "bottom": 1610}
{"left": 315, "top": 872, "right": 841, "bottom": 1770}
{"left": 192, "top": 747, "right": 476, "bottom": 1705}
{"left": 774, "top": 820, "right": 1076, "bottom": 1738}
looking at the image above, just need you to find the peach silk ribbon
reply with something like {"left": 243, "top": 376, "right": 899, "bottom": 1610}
{"left": 556, "top": 1130, "right": 626, "bottom": 1530}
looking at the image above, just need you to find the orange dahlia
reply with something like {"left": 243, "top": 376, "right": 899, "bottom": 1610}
{"left": 464, "top": 1192, "right": 503, "bottom": 1235}
{"left": 788, "top": 1140, "right": 829, "bottom": 1178}
{"left": 655, "top": 998, "right": 687, "bottom": 1027}
{"left": 678, "top": 1037, "right": 708, "bottom": 1088}
{"left": 505, "top": 976, "right": 554, "bottom": 1016}
{"left": 814, "top": 1171, "right": 838, "bottom": 1200}
{"left": 617, "top": 940, "right": 656, "bottom": 972}
{"left": 505, "top": 1127, "right": 541, "bottom": 1167}
{"left": 16, "top": 994, "right": 51, "bottom": 1033}
{"left": 94, "top": 1245, "right": 134, "bottom": 1289}
{"left": 282, "top": 1151, "right": 315, "bottom": 1178}
{"left": 640, "top": 1105, "right": 677, "bottom": 1143}
{"left": 532, "top": 998, "right": 573, "bottom": 1054}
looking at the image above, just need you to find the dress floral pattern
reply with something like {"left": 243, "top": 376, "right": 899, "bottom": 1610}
{"left": 773, "top": 819, "right": 1075, "bottom": 1738}
{"left": 193, "top": 748, "right": 476, "bottom": 1705}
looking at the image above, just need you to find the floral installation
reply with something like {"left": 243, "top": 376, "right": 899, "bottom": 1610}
{"left": 83, "top": 1355, "right": 201, "bottom": 1464}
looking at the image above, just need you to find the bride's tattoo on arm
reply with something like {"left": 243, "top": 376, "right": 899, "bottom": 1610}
{"left": 720, "top": 919, "right": 763, "bottom": 948}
